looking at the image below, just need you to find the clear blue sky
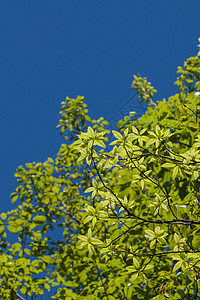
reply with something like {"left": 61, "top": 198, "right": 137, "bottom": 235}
{"left": 1, "top": 0, "right": 200, "bottom": 213}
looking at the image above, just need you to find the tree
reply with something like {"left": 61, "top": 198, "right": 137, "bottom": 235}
{"left": 1, "top": 39, "right": 200, "bottom": 300}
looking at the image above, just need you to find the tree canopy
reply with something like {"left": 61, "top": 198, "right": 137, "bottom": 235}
{"left": 2, "top": 39, "right": 200, "bottom": 299}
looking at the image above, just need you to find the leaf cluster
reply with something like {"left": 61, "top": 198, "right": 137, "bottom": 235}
{"left": 1, "top": 39, "right": 200, "bottom": 299}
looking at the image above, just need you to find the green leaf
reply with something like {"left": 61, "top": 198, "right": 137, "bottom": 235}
{"left": 7, "top": 225, "right": 22, "bottom": 234}
{"left": 84, "top": 216, "right": 93, "bottom": 224}
{"left": 0, "top": 213, "right": 7, "bottom": 220}
{"left": 173, "top": 260, "right": 183, "bottom": 272}
{"left": 84, "top": 187, "right": 95, "bottom": 193}
{"left": 87, "top": 228, "right": 92, "bottom": 240}
{"left": 112, "top": 130, "right": 123, "bottom": 140}
{"left": 174, "top": 233, "right": 180, "bottom": 243}
{"left": 78, "top": 235, "right": 88, "bottom": 242}
{"left": 95, "top": 140, "right": 106, "bottom": 148}
{"left": 162, "top": 163, "right": 175, "bottom": 168}
{"left": 172, "top": 166, "right": 179, "bottom": 179}
{"left": 130, "top": 272, "right": 138, "bottom": 283}
{"left": 144, "top": 264, "right": 154, "bottom": 270}
{"left": 145, "top": 230, "right": 155, "bottom": 237}
{"left": 33, "top": 216, "right": 46, "bottom": 224}
{"left": 132, "top": 258, "right": 140, "bottom": 269}
{"left": 126, "top": 266, "right": 136, "bottom": 273}
{"left": 42, "top": 256, "right": 54, "bottom": 264}
{"left": 47, "top": 157, "right": 54, "bottom": 163}
{"left": 11, "top": 194, "right": 18, "bottom": 203}
{"left": 91, "top": 238, "right": 103, "bottom": 245}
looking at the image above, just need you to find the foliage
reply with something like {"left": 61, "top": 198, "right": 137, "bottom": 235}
{"left": 1, "top": 38, "right": 200, "bottom": 299}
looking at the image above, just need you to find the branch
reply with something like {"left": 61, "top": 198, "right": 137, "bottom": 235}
{"left": 113, "top": 248, "right": 200, "bottom": 258}
{"left": 100, "top": 221, "right": 144, "bottom": 248}
{"left": 15, "top": 292, "right": 26, "bottom": 300}
{"left": 91, "top": 147, "right": 200, "bottom": 228}
{"left": 124, "top": 144, "right": 178, "bottom": 220}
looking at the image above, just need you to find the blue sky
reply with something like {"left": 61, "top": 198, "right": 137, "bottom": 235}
{"left": 1, "top": 0, "right": 200, "bottom": 214}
